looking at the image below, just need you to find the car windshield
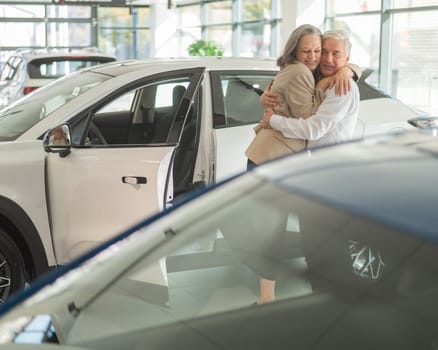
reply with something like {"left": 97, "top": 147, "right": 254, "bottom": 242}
{"left": 0, "top": 72, "right": 111, "bottom": 141}
{"left": 1, "top": 173, "right": 437, "bottom": 349}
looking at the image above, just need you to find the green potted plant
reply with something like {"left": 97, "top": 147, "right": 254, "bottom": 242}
{"left": 187, "top": 40, "right": 224, "bottom": 56}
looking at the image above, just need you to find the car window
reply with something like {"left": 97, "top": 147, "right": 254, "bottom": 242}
{"left": 0, "top": 72, "right": 111, "bottom": 141}
{"left": 98, "top": 91, "right": 136, "bottom": 113}
{"left": 211, "top": 72, "right": 275, "bottom": 128}
{"left": 96, "top": 81, "right": 189, "bottom": 114}
{"left": 83, "top": 78, "right": 193, "bottom": 146}
{"left": 155, "top": 81, "right": 189, "bottom": 108}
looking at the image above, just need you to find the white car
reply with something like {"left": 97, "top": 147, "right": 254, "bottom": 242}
{"left": 0, "top": 49, "right": 116, "bottom": 108}
{"left": 0, "top": 57, "right": 428, "bottom": 302}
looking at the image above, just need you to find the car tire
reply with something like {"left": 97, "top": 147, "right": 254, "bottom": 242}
{"left": 0, "top": 228, "right": 26, "bottom": 302}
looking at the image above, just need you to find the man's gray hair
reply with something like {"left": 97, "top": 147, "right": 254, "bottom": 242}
{"left": 322, "top": 29, "right": 352, "bottom": 55}
{"left": 277, "top": 24, "right": 322, "bottom": 69}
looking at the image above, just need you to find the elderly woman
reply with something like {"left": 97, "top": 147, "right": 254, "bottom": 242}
{"left": 243, "top": 24, "right": 360, "bottom": 305}
{"left": 245, "top": 24, "right": 359, "bottom": 166}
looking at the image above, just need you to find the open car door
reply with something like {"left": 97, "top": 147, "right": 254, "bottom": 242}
{"left": 46, "top": 68, "right": 204, "bottom": 265}
{"left": 210, "top": 71, "right": 275, "bottom": 181}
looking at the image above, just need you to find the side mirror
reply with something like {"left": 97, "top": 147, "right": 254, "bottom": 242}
{"left": 43, "top": 123, "right": 72, "bottom": 158}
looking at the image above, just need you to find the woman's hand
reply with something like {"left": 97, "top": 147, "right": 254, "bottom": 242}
{"left": 259, "top": 80, "right": 278, "bottom": 109}
{"left": 331, "top": 66, "right": 354, "bottom": 95}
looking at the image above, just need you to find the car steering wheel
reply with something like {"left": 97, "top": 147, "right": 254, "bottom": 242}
{"left": 88, "top": 121, "right": 107, "bottom": 145}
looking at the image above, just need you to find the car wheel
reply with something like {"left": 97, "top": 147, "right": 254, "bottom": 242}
{"left": 0, "top": 228, "right": 26, "bottom": 303}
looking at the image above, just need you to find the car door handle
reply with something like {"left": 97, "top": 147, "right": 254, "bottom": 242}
{"left": 122, "top": 176, "right": 147, "bottom": 185}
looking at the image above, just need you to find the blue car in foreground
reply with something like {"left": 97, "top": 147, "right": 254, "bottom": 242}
{"left": 0, "top": 130, "right": 437, "bottom": 350}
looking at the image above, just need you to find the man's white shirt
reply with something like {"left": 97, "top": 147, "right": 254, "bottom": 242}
{"left": 269, "top": 80, "right": 360, "bottom": 149}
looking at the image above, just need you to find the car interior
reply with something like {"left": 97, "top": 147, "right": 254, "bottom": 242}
{"left": 212, "top": 74, "right": 270, "bottom": 128}
{"left": 89, "top": 83, "right": 192, "bottom": 146}
{"left": 76, "top": 72, "right": 273, "bottom": 201}
{"left": 77, "top": 78, "right": 200, "bottom": 199}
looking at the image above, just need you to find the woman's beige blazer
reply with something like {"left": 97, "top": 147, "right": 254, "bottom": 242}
{"left": 245, "top": 62, "right": 325, "bottom": 164}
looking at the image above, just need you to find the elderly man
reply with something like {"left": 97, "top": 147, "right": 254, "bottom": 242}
{"left": 253, "top": 29, "right": 360, "bottom": 305}
{"left": 262, "top": 29, "right": 360, "bottom": 149}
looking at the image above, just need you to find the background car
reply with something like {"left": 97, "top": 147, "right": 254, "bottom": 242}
{"left": 0, "top": 57, "right": 432, "bottom": 303}
{"left": 0, "top": 49, "right": 116, "bottom": 108}
{"left": 0, "top": 130, "right": 437, "bottom": 350}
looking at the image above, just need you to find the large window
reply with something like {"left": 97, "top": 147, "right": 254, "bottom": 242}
{"left": 0, "top": 4, "right": 92, "bottom": 50}
{"left": 325, "top": 13, "right": 381, "bottom": 87}
{"left": 0, "top": 4, "right": 95, "bottom": 68}
{"left": 98, "top": 6, "right": 152, "bottom": 59}
{"left": 0, "top": 22, "right": 45, "bottom": 47}
{"left": 0, "top": 3, "right": 151, "bottom": 69}
{"left": 325, "top": 0, "right": 438, "bottom": 116}
{"left": 0, "top": 1, "right": 277, "bottom": 66}
{"left": 49, "top": 22, "right": 93, "bottom": 47}
{"left": 178, "top": 0, "right": 278, "bottom": 57}
{"left": 391, "top": 10, "right": 438, "bottom": 115}
{"left": 206, "top": 1, "right": 232, "bottom": 24}
{"left": 328, "top": 0, "right": 381, "bottom": 13}
{"left": 392, "top": 0, "right": 438, "bottom": 7}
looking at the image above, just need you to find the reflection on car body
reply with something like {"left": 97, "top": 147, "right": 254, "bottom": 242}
{"left": 1, "top": 130, "right": 438, "bottom": 350}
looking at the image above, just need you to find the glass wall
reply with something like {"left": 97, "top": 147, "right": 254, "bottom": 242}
{"left": 179, "top": 4, "right": 202, "bottom": 57}
{"left": 177, "top": 0, "right": 278, "bottom": 57}
{"left": 0, "top": 4, "right": 93, "bottom": 51}
{"left": 0, "top": 4, "right": 44, "bottom": 67}
{"left": 325, "top": 13, "right": 381, "bottom": 87}
{"left": 0, "top": 1, "right": 278, "bottom": 67}
{"left": 0, "top": 3, "right": 151, "bottom": 70}
{"left": 325, "top": 0, "right": 438, "bottom": 116}
{"left": 392, "top": 0, "right": 438, "bottom": 7}
{"left": 98, "top": 6, "right": 151, "bottom": 59}
{"left": 391, "top": 9, "right": 438, "bottom": 115}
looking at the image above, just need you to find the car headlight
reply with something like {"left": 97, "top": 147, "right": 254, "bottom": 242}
{"left": 408, "top": 116, "right": 438, "bottom": 129}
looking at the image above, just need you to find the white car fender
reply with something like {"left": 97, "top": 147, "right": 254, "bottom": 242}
{"left": 0, "top": 140, "right": 55, "bottom": 266}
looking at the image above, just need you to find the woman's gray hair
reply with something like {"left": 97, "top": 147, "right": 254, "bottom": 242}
{"left": 277, "top": 24, "right": 322, "bottom": 69}
{"left": 322, "top": 29, "right": 352, "bottom": 55}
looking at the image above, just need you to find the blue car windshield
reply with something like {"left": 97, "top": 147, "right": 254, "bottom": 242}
{"left": 0, "top": 72, "right": 111, "bottom": 141}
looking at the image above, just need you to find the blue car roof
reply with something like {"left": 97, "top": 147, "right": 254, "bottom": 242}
{"left": 255, "top": 131, "right": 438, "bottom": 241}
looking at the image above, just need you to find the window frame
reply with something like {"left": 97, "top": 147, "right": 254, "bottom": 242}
{"left": 210, "top": 70, "right": 276, "bottom": 129}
